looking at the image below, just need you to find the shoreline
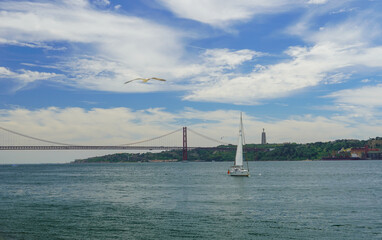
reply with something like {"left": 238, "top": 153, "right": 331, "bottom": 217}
{"left": 69, "top": 158, "right": 382, "bottom": 164}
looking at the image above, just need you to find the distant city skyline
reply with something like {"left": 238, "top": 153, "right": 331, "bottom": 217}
{"left": 1, "top": 0, "right": 382, "bottom": 163}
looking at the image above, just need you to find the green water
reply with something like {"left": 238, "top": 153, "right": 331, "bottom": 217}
{"left": 1, "top": 161, "right": 381, "bottom": 239}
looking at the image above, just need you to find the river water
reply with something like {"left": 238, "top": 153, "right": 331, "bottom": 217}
{"left": 1, "top": 161, "right": 381, "bottom": 239}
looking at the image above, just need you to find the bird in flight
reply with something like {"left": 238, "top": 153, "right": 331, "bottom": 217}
{"left": 124, "top": 77, "right": 166, "bottom": 84}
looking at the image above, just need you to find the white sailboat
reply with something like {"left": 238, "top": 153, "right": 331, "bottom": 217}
{"left": 228, "top": 112, "right": 250, "bottom": 177}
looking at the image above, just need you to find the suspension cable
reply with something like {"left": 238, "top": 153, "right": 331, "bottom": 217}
{"left": 0, "top": 125, "right": 232, "bottom": 147}
{"left": 187, "top": 128, "right": 231, "bottom": 145}
{"left": 121, "top": 128, "right": 183, "bottom": 146}
{"left": 0, "top": 126, "right": 75, "bottom": 146}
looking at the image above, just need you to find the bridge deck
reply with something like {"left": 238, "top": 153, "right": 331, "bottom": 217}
{"left": 0, "top": 146, "right": 183, "bottom": 150}
{"left": 0, "top": 146, "right": 264, "bottom": 151}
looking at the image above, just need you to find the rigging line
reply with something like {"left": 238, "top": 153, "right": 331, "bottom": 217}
{"left": 121, "top": 128, "right": 183, "bottom": 146}
{"left": 0, "top": 126, "right": 75, "bottom": 146}
{"left": 187, "top": 128, "right": 231, "bottom": 145}
{"left": 241, "top": 113, "right": 246, "bottom": 146}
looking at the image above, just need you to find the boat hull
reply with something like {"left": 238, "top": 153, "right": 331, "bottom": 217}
{"left": 228, "top": 166, "right": 249, "bottom": 177}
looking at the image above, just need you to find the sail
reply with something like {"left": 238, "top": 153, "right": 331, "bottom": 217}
{"left": 234, "top": 113, "right": 244, "bottom": 166}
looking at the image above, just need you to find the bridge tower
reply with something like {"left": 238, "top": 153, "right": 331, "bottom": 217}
{"left": 183, "top": 127, "right": 187, "bottom": 161}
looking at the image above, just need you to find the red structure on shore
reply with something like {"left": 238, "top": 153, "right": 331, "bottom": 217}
{"left": 323, "top": 145, "right": 382, "bottom": 160}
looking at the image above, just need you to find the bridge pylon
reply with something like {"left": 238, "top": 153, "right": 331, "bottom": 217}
{"left": 183, "top": 127, "right": 187, "bottom": 161}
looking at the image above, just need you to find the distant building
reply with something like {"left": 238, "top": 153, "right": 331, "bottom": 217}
{"left": 369, "top": 139, "right": 382, "bottom": 148}
{"left": 367, "top": 150, "right": 382, "bottom": 160}
{"left": 261, "top": 128, "right": 266, "bottom": 144}
{"left": 351, "top": 146, "right": 381, "bottom": 159}
{"left": 350, "top": 148, "right": 366, "bottom": 159}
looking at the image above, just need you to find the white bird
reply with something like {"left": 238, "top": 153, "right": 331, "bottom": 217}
{"left": 124, "top": 77, "right": 166, "bottom": 84}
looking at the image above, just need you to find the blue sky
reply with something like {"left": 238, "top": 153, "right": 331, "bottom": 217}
{"left": 1, "top": 0, "right": 382, "bottom": 163}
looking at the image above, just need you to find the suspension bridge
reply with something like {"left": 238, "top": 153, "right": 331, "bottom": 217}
{"left": 0, "top": 126, "right": 240, "bottom": 160}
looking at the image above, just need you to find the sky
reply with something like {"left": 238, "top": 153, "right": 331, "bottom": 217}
{"left": 1, "top": 0, "right": 382, "bottom": 163}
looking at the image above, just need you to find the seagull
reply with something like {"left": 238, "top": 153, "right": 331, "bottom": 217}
{"left": 124, "top": 77, "right": 166, "bottom": 84}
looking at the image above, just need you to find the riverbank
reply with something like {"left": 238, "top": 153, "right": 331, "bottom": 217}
{"left": 72, "top": 138, "right": 382, "bottom": 163}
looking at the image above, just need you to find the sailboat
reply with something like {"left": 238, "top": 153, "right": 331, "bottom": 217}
{"left": 228, "top": 112, "right": 250, "bottom": 177}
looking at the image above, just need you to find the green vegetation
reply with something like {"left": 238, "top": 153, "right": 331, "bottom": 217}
{"left": 72, "top": 138, "right": 380, "bottom": 163}
{"left": 246, "top": 140, "right": 367, "bottom": 161}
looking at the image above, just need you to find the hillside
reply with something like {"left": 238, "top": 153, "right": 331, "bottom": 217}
{"left": 71, "top": 138, "right": 382, "bottom": 163}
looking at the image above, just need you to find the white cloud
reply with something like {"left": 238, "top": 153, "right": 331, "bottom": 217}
{"left": 202, "top": 48, "right": 261, "bottom": 70}
{"left": 0, "top": 38, "right": 66, "bottom": 50}
{"left": 157, "top": 0, "right": 353, "bottom": 28}
{"left": 0, "top": 1, "right": 183, "bottom": 57}
{"left": 184, "top": 11, "right": 382, "bottom": 104}
{"left": 0, "top": 66, "right": 13, "bottom": 76}
{"left": 92, "top": 0, "right": 110, "bottom": 7}
{"left": 1, "top": 0, "right": 381, "bottom": 107}
{"left": 326, "top": 84, "right": 382, "bottom": 108}
{"left": 0, "top": 107, "right": 240, "bottom": 146}
{"left": 184, "top": 42, "right": 382, "bottom": 104}
{"left": 16, "top": 70, "right": 59, "bottom": 84}
{"left": 54, "top": 47, "right": 265, "bottom": 93}
{"left": 319, "top": 83, "right": 382, "bottom": 125}
{"left": 157, "top": 0, "right": 305, "bottom": 28}
{"left": 2, "top": 1, "right": 265, "bottom": 94}
{"left": 0, "top": 107, "right": 174, "bottom": 146}
{"left": 308, "top": 21, "right": 380, "bottom": 45}
{"left": 307, "top": 0, "right": 328, "bottom": 4}
{"left": 59, "top": 57, "right": 174, "bottom": 93}
{"left": 0, "top": 66, "right": 59, "bottom": 91}
{"left": 0, "top": 0, "right": 186, "bottom": 89}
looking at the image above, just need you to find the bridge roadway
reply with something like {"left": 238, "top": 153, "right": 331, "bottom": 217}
{"left": 0, "top": 146, "right": 264, "bottom": 151}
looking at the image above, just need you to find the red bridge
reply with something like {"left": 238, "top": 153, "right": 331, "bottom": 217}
{"left": 0, "top": 126, "right": 264, "bottom": 160}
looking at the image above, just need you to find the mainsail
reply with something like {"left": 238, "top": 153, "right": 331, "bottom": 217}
{"left": 234, "top": 113, "right": 244, "bottom": 166}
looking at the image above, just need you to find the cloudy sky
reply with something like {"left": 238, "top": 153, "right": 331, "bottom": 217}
{"left": 1, "top": 0, "right": 382, "bottom": 163}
